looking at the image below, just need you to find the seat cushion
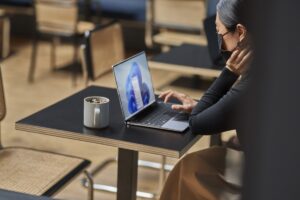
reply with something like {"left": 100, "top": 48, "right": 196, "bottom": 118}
{"left": 153, "top": 31, "right": 207, "bottom": 46}
{"left": 0, "top": 147, "right": 90, "bottom": 196}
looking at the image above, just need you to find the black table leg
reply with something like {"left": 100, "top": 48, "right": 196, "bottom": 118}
{"left": 117, "top": 148, "right": 138, "bottom": 200}
{"left": 210, "top": 134, "right": 222, "bottom": 146}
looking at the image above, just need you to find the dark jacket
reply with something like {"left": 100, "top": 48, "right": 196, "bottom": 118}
{"left": 189, "top": 67, "right": 250, "bottom": 148}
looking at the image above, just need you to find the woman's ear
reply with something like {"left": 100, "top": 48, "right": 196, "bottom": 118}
{"left": 236, "top": 24, "right": 247, "bottom": 41}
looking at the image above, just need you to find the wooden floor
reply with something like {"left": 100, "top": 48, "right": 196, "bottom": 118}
{"left": 0, "top": 38, "right": 234, "bottom": 200}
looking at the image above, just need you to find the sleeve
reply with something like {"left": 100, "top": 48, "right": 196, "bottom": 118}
{"left": 189, "top": 67, "right": 240, "bottom": 134}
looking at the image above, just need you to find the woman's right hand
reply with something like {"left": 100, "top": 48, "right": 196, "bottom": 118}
{"left": 159, "top": 90, "right": 197, "bottom": 113}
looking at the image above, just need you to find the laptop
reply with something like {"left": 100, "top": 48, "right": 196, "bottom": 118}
{"left": 112, "top": 52, "right": 189, "bottom": 132}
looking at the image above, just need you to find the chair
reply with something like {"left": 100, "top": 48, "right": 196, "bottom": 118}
{"left": 0, "top": 65, "right": 94, "bottom": 199}
{"left": 145, "top": 0, "right": 207, "bottom": 50}
{"left": 0, "top": 10, "right": 10, "bottom": 59}
{"left": 28, "top": 0, "right": 95, "bottom": 85}
{"left": 81, "top": 21, "right": 125, "bottom": 86}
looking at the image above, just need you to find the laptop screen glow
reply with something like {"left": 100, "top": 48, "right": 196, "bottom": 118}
{"left": 113, "top": 52, "right": 156, "bottom": 120}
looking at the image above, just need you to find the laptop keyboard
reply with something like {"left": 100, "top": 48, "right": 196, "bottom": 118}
{"left": 132, "top": 103, "right": 187, "bottom": 127}
{"left": 143, "top": 110, "right": 177, "bottom": 126}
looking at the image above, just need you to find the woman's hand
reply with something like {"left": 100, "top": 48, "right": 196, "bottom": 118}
{"left": 226, "top": 47, "right": 253, "bottom": 75}
{"left": 159, "top": 90, "right": 197, "bottom": 113}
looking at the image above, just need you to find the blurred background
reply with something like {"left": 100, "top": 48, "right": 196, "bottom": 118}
{"left": 0, "top": 0, "right": 239, "bottom": 199}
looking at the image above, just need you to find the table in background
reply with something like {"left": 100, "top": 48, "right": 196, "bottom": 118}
{"left": 16, "top": 86, "right": 202, "bottom": 200}
{"left": 149, "top": 44, "right": 221, "bottom": 78}
{"left": 0, "top": 189, "right": 52, "bottom": 200}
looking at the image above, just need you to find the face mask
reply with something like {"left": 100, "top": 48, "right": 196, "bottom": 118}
{"left": 217, "top": 32, "right": 234, "bottom": 61}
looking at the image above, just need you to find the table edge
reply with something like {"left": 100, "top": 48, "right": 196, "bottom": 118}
{"left": 16, "top": 123, "right": 201, "bottom": 158}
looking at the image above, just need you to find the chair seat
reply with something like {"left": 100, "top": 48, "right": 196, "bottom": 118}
{"left": 38, "top": 21, "right": 95, "bottom": 36}
{"left": 77, "top": 21, "right": 95, "bottom": 35}
{"left": 153, "top": 31, "right": 207, "bottom": 46}
{"left": 0, "top": 147, "right": 90, "bottom": 196}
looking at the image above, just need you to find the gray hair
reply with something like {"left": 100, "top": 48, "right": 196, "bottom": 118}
{"left": 217, "top": 0, "right": 247, "bottom": 31}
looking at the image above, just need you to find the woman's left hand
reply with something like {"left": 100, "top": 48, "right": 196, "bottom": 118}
{"left": 226, "top": 48, "right": 253, "bottom": 75}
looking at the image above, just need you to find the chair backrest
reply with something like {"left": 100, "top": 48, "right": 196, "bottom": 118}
{"left": 0, "top": 66, "right": 6, "bottom": 122}
{"left": 83, "top": 22, "right": 125, "bottom": 82}
{"left": 35, "top": 0, "right": 78, "bottom": 36}
{"left": 0, "top": 65, "right": 6, "bottom": 147}
{"left": 153, "top": 0, "right": 206, "bottom": 31}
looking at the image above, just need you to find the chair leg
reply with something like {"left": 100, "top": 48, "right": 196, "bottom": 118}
{"left": 28, "top": 37, "right": 38, "bottom": 83}
{"left": 72, "top": 37, "right": 79, "bottom": 87}
{"left": 145, "top": 0, "right": 154, "bottom": 48}
{"left": 210, "top": 134, "right": 222, "bottom": 146}
{"left": 81, "top": 157, "right": 173, "bottom": 199}
{"left": 84, "top": 170, "right": 94, "bottom": 200}
{"left": 50, "top": 37, "right": 59, "bottom": 71}
{"left": 158, "top": 155, "right": 167, "bottom": 194}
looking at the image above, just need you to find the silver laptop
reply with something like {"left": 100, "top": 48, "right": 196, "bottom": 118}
{"left": 112, "top": 52, "right": 189, "bottom": 132}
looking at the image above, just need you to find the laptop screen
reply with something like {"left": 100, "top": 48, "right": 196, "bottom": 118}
{"left": 113, "top": 52, "right": 156, "bottom": 120}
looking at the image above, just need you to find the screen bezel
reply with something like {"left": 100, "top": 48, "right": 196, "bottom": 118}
{"left": 112, "top": 51, "right": 156, "bottom": 121}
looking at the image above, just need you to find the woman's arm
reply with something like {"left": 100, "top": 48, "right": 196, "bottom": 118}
{"left": 189, "top": 70, "right": 249, "bottom": 134}
{"left": 192, "top": 67, "right": 238, "bottom": 113}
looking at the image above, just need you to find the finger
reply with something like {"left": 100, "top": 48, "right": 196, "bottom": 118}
{"left": 238, "top": 51, "right": 253, "bottom": 73}
{"left": 170, "top": 92, "right": 186, "bottom": 103}
{"left": 173, "top": 104, "right": 193, "bottom": 113}
{"left": 164, "top": 91, "right": 175, "bottom": 103}
{"left": 159, "top": 90, "right": 171, "bottom": 98}
{"left": 172, "top": 104, "right": 183, "bottom": 110}
{"left": 172, "top": 104, "right": 188, "bottom": 112}
{"left": 165, "top": 91, "right": 187, "bottom": 103}
{"left": 227, "top": 50, "right": 240, "bottom": 65}
{"left": 235, "top": 48, "right": 250, "bottom": 64}
{"left": 159, "top": 90, "right": 171, "bottom": 99}
{"left": 240, "top": 51, "right": 253, "bottom": 66}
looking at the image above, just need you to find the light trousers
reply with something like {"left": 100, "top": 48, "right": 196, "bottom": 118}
{"left": 160, "top": 146, "right": 244, "bottom": 200}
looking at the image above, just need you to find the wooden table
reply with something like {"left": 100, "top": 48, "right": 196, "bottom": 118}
{"left": 16, "top": 86, "right": 202, "bottom": 200}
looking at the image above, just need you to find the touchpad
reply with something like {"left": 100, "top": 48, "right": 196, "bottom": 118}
{"left": 173, "top": 113, "right": 189, "bottom": 122}
{"left": 162, "top": 119, "right": 189, "bottom": 132}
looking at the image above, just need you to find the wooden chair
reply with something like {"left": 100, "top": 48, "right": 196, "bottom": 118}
{"left": 28, "top": 0, "right": 95, "bottom": 85}
{"left": 0, "top": 65, "right": 94, "bottom": 199}
{"left": 0, "top": 10, "right": 10, "bottom": 59}
{"left": 81, "top": 21, "right": 125, "bottom": 86}
{"left": 145, "top": 0, "right": 207, "bottom": 50}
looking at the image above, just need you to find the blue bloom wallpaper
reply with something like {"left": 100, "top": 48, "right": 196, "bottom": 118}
{"left": 126, "top": 62, "right": 151, "bottom": 114}
{"left": 114, "top": 53, "right": 155, "bottom": 119}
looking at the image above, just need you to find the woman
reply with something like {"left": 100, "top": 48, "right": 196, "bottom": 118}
{"left": 159, "top": 0, "right": 252, "bottom": 199}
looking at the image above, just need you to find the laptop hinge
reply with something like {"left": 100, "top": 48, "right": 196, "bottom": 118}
{"left": 125, "top": 120, "right": 131, "bottom": 128}
{"left": 125, "top": 101, "right": 157, "bottom": 123}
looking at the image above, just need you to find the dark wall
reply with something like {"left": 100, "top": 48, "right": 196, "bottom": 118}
{"left": 242, "top": 1, "right": 300, "bottom": 200}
